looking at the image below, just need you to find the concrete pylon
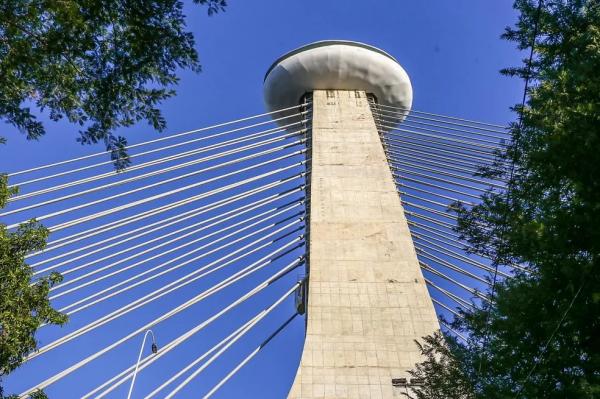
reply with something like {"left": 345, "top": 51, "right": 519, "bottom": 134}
{"left": 263, "top": 41, "right": 440, "bottom": 398}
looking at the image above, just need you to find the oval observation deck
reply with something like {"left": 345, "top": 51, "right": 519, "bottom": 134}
{"left": 264, "top": 40, "right": 413, "bottom": 122}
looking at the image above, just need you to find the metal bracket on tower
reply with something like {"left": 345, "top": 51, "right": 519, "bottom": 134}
{"left": 294, "top": 277, "right": 308, "bottom": 315}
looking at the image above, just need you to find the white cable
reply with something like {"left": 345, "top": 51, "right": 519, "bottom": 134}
{"left": 37, "top": 172, "right": 305, "bottom": 275}
{"left": 394, "top": 175, "right": 483, "bottom": 201}
{"left": 81, "top": 253, "right": 303, "bottom": 399}
{"left": 383, "top": 135, "right": 498, "bottom": 163}
{"left": 417, "top": 241, "right": 508, "bottom": 275}
{"left": 8, "top": 102, "right": 309, "bottom": 178}
{"left": 394, "top": 160, "right": 505, "bottom": 189}
{"left": 401, "top": 201, "right": 458, "bottom": 222}
{"left": 392, "top": 170, "right": 488, "bottom": 192}
{"left": 202, "top": 312, "right": 297, "bottom": 399}
{"left": 3, "top": 138, "right": 304, "bottom": 218}
{"left": 11, "top": 114, "right": 307, "bottom": 189}
{"left": 46, "top": 156, "right": 307, "bottom": 233}
{"left": 57, "top": 229, "right": 302, "bottom": 325}
{"left": 384, "top": 125, "right": 501, "bottom": 152}
{"left": 388, "top": 150, "right": 488, "bottom": 178}
{"left": 21, "top": 247, "right": 305, "bottom": 397}
{"left": 413, "top": 239, "right": 488, "bottom": 284}
{"left": 203, "top": 348, "right": 260, "bottom": 399}
{"left": 413, "top": 223, "right": 524, "bottom": 272}
{"left": 8, "top": 152, "right": 308, "bottom": 230}
{"left": 48, "top": 202, "right": 302, "bottom": 301}
{"left": 164, "top": 284, "right": 299, "bottom": 399}
{"left": 420, "top": 261, "right": 490, "bottom": 302}
{"left": 439, "top": 320, "right": 468, "bottom": 343}
{"left": 385, "top": 145, "right": 493, "bottom": 170}
{"left": 32, "top": 173, "right": 304, "bottom": 256}
{"left": 32, "top": 184, "right": 302, "bottom": 272}
{"left": 404, "top": 210, "right": 455, "bottom": 230}
{"left": 57, "top": 203, "right": 303, "bottom": 315}
{"left": 32, "top": 188, "right": 286, "bottom": 270}
{"left": 425, "top": 279, "right": 474, "bottom": 310}
{"left": 59, "top": 237, "right": 302, "bottom": 323}
{"left": 9, "top": 134, "right": 303, "bottom": 218}
{"left": 416, "top": 240, "right": 509, "bottom": 278}
{"left": 30, "top": 183, "right": 303, "bottom": 271}
{"left": 400, "top": 192, "right": 468, "bottom": 214}
{"left": 431, "top": 297, "right": 464, "bottom": 319}
{"left": 373, "top": 108, "right": 509, "bottom": 139}
{"left": 29, "top": 221, "right": 304, "bottom": 358}
{"left": 373, "top": 102, "right": 509, "bottom": 129}
{"left": 408, "top": 220, "right": 462, "bottom": 241}
{"left": 25, "top": 148, "right": 304, "bottom": 267}
{"left": 372, "top": 105, "right": 505, "bottom": 136}
{"left": 10, "top": 121, "right": 305, "bottom": 200}
{"left": 144, "top": 314, "right": 260, "bottom": 398}
{"left": 48, "top": 203, "right": 302, "bottom": 300}
{"left": 393, "top": 117, "right": 506, "bottom": 146}
{"left": 399, "top": 184, "right": 475, "bottom": 206}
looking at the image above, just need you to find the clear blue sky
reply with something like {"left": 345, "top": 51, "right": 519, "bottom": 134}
{"left": 1, "top": 1, "right": 523, "bottom": 398}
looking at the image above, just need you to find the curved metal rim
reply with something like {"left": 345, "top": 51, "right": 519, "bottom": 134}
{"left": 264, "top": 40, "right": 400, "bottom": 82}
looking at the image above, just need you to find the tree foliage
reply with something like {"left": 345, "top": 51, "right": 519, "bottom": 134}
{"left": 1, "top": 173, "right": 67, "bottom": 389}
{"left": 409, "top": 1, "right": 600, "bottom": 397}
{"left": 0, "top": 1, "right": 226, "bottom": 395}
{"left": 0, "top": 0, "right": 226, "bottom": 169}
{"left": 1, "top": 388, "right": 48, "bottom": 399}
{"left": 404, "top": 332, "right": 475, "bottom": 399}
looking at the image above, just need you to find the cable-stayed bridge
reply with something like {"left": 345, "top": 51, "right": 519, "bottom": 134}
{"left": 1, "top": 41, "right": 515, "bottom": 398}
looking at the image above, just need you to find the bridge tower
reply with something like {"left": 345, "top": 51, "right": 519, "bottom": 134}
{"left": 264, "top": 41, "right": 440, "bottom": 398}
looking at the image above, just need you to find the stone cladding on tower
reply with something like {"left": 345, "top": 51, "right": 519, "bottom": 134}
{"left": 287, "top": 90, "right": 439, "bottom": 399}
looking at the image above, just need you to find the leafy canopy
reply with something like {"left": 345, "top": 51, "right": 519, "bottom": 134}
{"left": 405, "top": 332, "right": 475, "bottom": 399}
{"left": 1, "top": 390, "right": 47, "bottom": 399}
{"left": 408, "top": 1, "right": 600, "bottom": 398}
{"left": 1, "top": 1, "right": 225, "bottom": 395}
{"left": 0, "top": 0, "right": 226, "bottom": 169}
{"left": 0, "top": 173, "right": 67, "bottom": 395}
